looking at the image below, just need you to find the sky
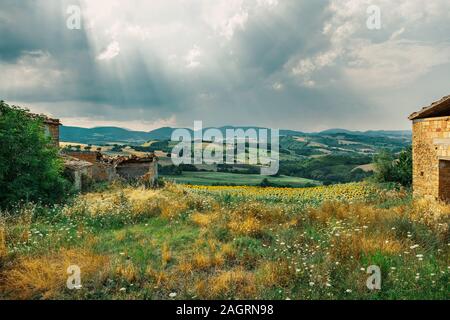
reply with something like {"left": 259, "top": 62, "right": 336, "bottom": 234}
{"left": 1, "top": 0, "right": 450, "bottom": 132}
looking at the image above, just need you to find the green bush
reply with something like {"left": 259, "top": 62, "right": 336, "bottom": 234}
{"left": 394, "top": 146, "right": 413, "bottom": 187}
{"left": 373, "top": 146, "right": 412, "bottom": 187}
{"left": 0, "top": 101, "right": 71, "bottom": 208}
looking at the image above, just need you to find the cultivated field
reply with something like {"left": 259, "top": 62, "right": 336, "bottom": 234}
{"left": 162, "top": 172, "right": 319, "bottom": 187}
{"left": 0, "top": 182, "right": 448, "bottom": 300}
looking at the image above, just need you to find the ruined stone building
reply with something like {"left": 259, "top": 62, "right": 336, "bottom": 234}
{"left": 61, "top": 155, "right": 93, "bottom": 191}
{"left": 25, "top": 110, "right": 159, "bottom": 190}
{"left": 409, "top": 95, "right": 450, "bottom": 202}
{"left": 29, "top": 113, "right": 61, "bottom": 147}
{"left": 63, "top": 151, "right": 117, "bottom": 183}
{"left": 63, "top": 151, "right": 159, "bottom": 188}
{"left": 42, "top": 117, "right": 61, "bottom": 148}
{"left": 115, "top": 155, "right": 158, "bottom": 183}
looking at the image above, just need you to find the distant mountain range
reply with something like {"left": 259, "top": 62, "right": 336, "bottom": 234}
{"left": 60, "top": 125, "right": 412, "bottom": 145}
{"left": 317, "top": 128, "right": 412, "bottom": 137}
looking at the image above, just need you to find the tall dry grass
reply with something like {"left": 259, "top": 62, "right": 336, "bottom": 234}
{"left": 1, "top": 249, "right": 109, "bottom": 299}
{"left": 330, "top": 233, "right": 405, "bottom": 260}
{"left": 195, "top": 268, "right": 257, "bottom": 299}
{"left": 0, "top": 224, "right": 7, "bottom": 262}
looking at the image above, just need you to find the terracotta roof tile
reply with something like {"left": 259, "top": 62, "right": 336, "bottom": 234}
{"left": 409, "top": 95, "right": 450, "bottom": 120}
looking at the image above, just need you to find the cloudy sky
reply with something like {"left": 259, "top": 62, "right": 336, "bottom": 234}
{"left": 1, "top": 0, "right": 450, "bottom": 131}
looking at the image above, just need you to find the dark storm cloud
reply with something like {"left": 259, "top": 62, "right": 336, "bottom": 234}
{"left": 1, "top": 0, "right": 450, "bottom": 130}
{"left": 0, "top": 0, "right": 88, "bottom": 61}
{"left": 0, "top": 0, "right": 185, "bottom": 116}
{"left": 231, "top": 0, "right": 331, "bottom": 74}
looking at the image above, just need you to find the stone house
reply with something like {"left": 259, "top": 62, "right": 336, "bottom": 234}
{"left": 409, "top": 95, "right": 450, "bottom": 202}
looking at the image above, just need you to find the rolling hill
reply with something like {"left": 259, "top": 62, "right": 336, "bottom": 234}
{"left": 60, "top": 125, "right": 411, "bottom": 146}
{"left": 60, "top": 125, "right": 412, "bottom": 187}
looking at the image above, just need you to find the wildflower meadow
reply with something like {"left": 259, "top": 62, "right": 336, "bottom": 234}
{"left": 0, "top": 182, "right": 448, "bottom": 300}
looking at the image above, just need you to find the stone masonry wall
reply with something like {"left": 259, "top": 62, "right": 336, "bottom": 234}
{"left": 45, "top": 123, "right": 60, "bottom": 148}
{"left": 65, "top": 151, "right": 98, "bottom": 164}
{"left": 116, "top": 162, "right": 152, "bottom": 180}
{"left": 412, "top": 116, "right": 450, "bottom": 201}
{"left": 64, "top": 151, "right": 117, "bottom": 182}
{"left": 91, "top": 163, "right": 117, "bottom": 182}
{"left": 65, "top": 152, "right": 158, "bottom": 185}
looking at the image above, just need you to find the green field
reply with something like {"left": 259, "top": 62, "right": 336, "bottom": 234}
{"left": 162, "top": 171, "right": 320, "bottom": 187}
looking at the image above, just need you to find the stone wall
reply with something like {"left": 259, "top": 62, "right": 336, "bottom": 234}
{"left": 65, "top": 151, "right": 98, "bottom": 164}
{"left": 64, "top": 151, "right": 116, "bottom": 182}
{"left": 412, "top": 116, "right": 450, "bottom": 201}
{"left": 63, "top": 156, "right": 93, "bottom": 192}
{"left": 45, "top": 123, "right": 60, "bottom": 148}
{"left": 92, "top": 162, "right": 117, "bottom": 182}
{"left": 116, "top": 161, "right": 155, "bottom": 181}
{"left": 65, "top": 151, "right": 158, "bottom": 186}
{"left": 71, "top": 166, "right": 92, "bottom": 191}
{"left": 148, "top": 161, "right": 158, "bottom": 182}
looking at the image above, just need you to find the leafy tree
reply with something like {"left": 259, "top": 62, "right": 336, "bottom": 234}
{"left": 278, "top": 154, "right": 373, "bottom": 185}
{"left": 393, "top": 146, "right": 412, "bottom": 187}
{"left": 373, "top": 149, "right": 395, "bottom": 183}
{"left": 0, "top": 101, "right": 70, "bottom": 208}
{"left": 373, "top": 146, "right": 412, "bottom": 187}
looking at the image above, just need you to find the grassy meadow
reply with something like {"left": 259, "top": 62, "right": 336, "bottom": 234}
{"left": 0, "top": 182, "right": 448, "bottom": 300}
{"left": 162, "top": 171, "right": 320, "bottom": 187}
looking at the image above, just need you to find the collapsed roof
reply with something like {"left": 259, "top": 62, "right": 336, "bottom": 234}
{"left": 62, "top": 155, "right": 93, "bottom": 170}
{"left": 115, "top": 154, "right": 157, "bottom": 165}
{"left": 98, "top": 153, "right": 157, "bottom": 166}
{"left": 63, "top": 151, "right": 157, "bottom": 166}
{"left": 27, "top": 112, "right": 61, "bottom": 125}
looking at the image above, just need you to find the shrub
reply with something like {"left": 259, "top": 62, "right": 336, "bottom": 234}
{"left": 394, "top": 146, "right": 413, "bottom": 187}
{"left": 373, "top": 146, "right": 412, "bottom": 187}
{"left": 0, "top": 101, "right": 71, "bottom": 208}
